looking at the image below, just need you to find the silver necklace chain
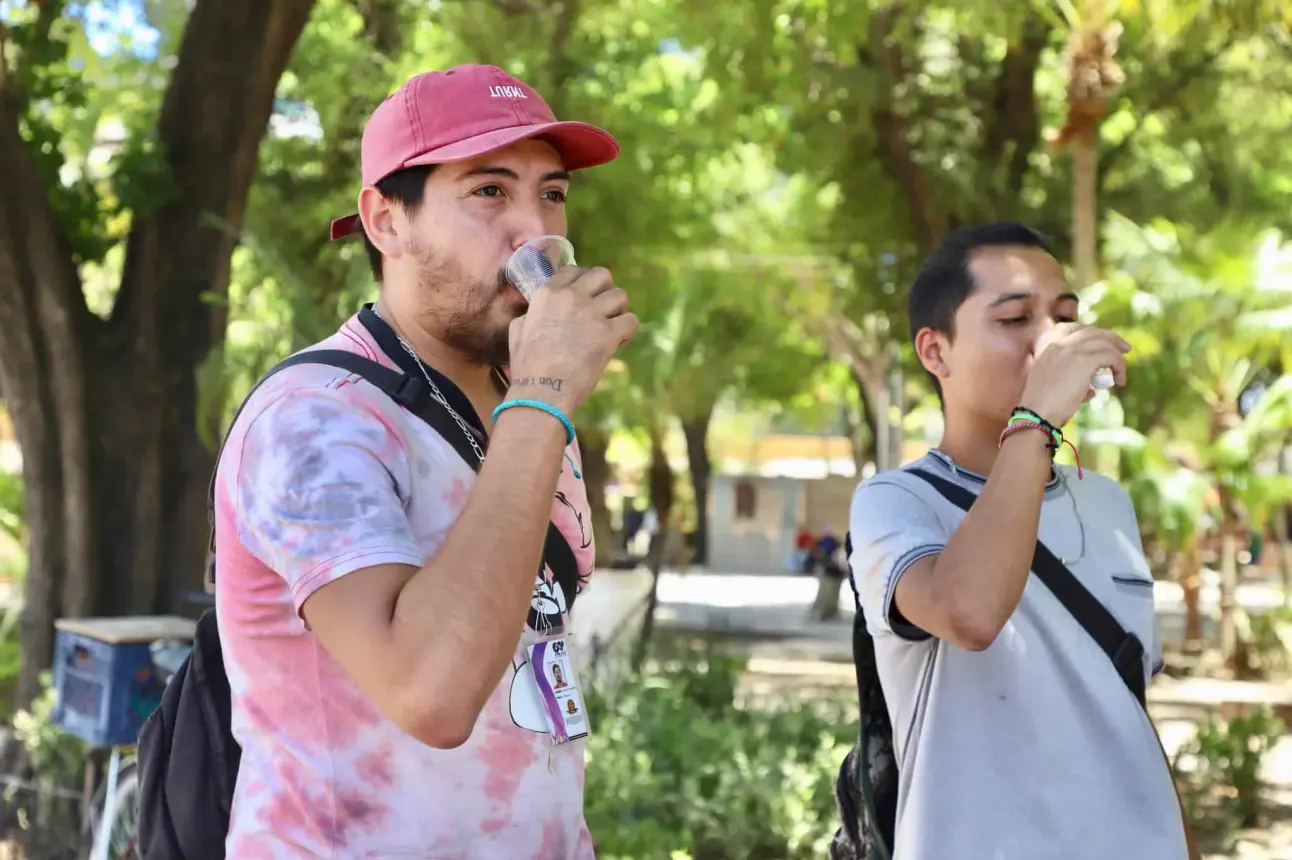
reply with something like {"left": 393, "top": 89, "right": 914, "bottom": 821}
{"left": 932, "top": 449, "right": 1087, "bottom": 566}
{"left": 371, "top": 308, "right": 486, "bottom": 465}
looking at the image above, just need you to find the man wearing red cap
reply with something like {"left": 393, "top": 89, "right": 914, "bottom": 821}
{"left": 211, "top": 65, "right": 636, "bottom": 857}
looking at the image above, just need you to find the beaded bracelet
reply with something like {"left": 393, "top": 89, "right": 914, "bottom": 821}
{"left": 1003, "top": 407, "right": 1084, "bottom": 478}
{"left": 999, "top": 420, "right": 1052, "bottom": 450}
{"left": 492, "top": 399, "right": 576, "bottom": 446}
{"left": 1010, "top": 407, "right": 1061, "bottom": 445}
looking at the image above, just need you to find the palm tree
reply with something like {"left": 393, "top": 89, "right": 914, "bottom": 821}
{"left": 1053, "top": 0, "right": 1125, "bottom": 289}
{"left": 1087, "top": 215, "right": 1292, "bottom": 668}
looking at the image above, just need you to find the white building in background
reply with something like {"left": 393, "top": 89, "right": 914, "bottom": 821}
{"left": 705, "top": 435, "right": 930, "bottom": 575}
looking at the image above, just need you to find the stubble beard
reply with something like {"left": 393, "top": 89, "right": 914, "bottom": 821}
{"left": 408, "top": 242, "right": 515, "bottom": 368}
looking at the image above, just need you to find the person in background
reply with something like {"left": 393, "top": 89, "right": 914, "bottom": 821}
{"left": 847, "top": 223, "right": 1198, "bottom": 860}
{"left": 816, "top": 525, "right": 842, "bottom": 576}
{"left": 795, "top": 524, "right": 815, "bottom": 573}
{"left": 622, "top": 502, "right": 645, "bottom": 553}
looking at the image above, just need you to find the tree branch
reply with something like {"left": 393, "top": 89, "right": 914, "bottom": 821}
{"left": 546, "top": 0, "right": 580, "bottom": 112}
{"left": 0, "top": 91, "right": 98, "bottom": 615}
{"left": 112, "top": 0, "right": 315, "bottom": 338}
{"left": 351, "top": 0, "right": 402, "bottom": 55}
{"left": 442, "top": 0, "right": 539, "bottom": 16}
{"left": 979, "top": 12, "right": 1051, "bottom": 199}
{"left": 1099, "top": 32, "right": 1237, "bottom": 182}
{"left": 0, "top": 0, "right": 62, "bottom": 111}
{"left": 0, "top": 106, "right": 91, "bottom": 334}
{"left": 865, "top": 5, "right": 945, "bottom": 252}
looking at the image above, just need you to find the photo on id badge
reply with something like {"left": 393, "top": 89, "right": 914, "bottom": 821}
{"left": 527, "top": 637, "right": 588, "bottom": 744}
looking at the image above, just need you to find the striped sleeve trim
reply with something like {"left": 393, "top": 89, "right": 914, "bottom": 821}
{"left": 881, "top": 543, "right": 943, "bottom": 642}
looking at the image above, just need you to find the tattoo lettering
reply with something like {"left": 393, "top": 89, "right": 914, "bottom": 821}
{"left": 512, "top": 376, "right": 564, "bottom": 394}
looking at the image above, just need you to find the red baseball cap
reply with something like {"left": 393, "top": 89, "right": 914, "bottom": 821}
{"left": 330, "top": 65, "right": 620, "bottom": 241}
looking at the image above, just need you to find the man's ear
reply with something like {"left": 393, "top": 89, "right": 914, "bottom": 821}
{"left": 914, "top": 327, "right": 952, "bottom": 384}
{"left": 357, "top": 188, "right": 403, "bottom": 263}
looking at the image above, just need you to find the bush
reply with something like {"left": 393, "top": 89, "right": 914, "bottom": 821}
{"left": 1175, "top": 705, "right": 1286, "bottom": 832}
{"left": 0, "top": 471, "right": 23, "bottom": 543}
{"left": 12, "top": 674, "right": 90, "bottom": 791}
{"left": 0, "top": 635, "right": 22, "bottom": 722}
{"left": 585, "top": 640, "right": 856, "bottom": 860}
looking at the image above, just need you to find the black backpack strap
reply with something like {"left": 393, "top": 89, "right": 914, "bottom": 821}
{"left": 206, "top": 349, "right": 457, "bottom": 522}
{"left": 204, "top": 349, "right": 451, "bottom": 586}
{"left": 837, "top": 527, "right": 897, "bottom": 860}
{"left": 842, "top": 531, "right": 870, "bottom": 694}
{"left": 350, "top": 307, "right": 578, "bottom": 582}
{"left": 419, "top": 380, "right": 582, "bottom": 608}
{"left": 204, "top": 345, "right": 580, "bottom": 597}
{"left": 907, "top": 467, "right": 1146, "bottom": 707}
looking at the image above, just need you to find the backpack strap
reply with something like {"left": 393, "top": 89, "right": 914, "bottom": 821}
{"left": 840, "top": 528, "right": 897, "bottom": 860}
{"left": 204, "top": 349, "right": 445, "bottom": 587}
{"left": 352, "top": 306, "right": 580, "bottom": 590}
{"left": 205, "top": 345, "right": 581, "bottom": 599}
{"left": 906, "top": 467, "right": 1147, "bottom": 707}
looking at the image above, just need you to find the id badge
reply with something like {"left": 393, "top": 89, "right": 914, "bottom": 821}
{"left": 527, "top": 636, "right": 589, "bottom": 745}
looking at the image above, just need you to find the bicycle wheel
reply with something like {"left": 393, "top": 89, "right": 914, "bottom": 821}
{"left": 84, "top": 760, "right": 140, "bottom": 860}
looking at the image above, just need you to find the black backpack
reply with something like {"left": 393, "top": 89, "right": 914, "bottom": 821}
{"left": 828, "top": 526, "right": 899, "bottom": 860}
{"left": 137, "top": 309, "right": 583, "bottom": 859}
{"left": 829, "top": 467, "right": 1149, "bottom": 860}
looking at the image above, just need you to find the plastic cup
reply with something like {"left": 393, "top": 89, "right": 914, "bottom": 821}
{"left": 1036, "top": 328, "right": 1117, "bottom": 392}
{"left": 505, "top": 235, "right": 577, "bottom": 301}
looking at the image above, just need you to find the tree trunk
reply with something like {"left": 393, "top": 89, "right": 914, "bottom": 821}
{"left": 1180, "top": 541, "right": 1205, "bottom": 650}
{"left": 1219, "top": 521, "right": 1240, "bottom": 670}
{"left": 1271, "top": 505, "right": 1291, "bottom": 605}
{"left": 576, "top": 426, "right": 614, "bottom": 569}
{"left": 680, "top": 408, "right": 713, "bottom": 567}
{"left": 849, "top": 365, "right": 877, "bottom": 475}
{"left": 851, "top": 361, "right": 892, "bottom": 472}
{"left": 866, "top": 7, "right": 945, "bottom": 251}
{"left": 809, "top": 573, "right": 844, "bottom": 622}
{"left": 252, "top": 0, "right": 405, "bottom": 347}
{"left": 1066, "top": 119, "right": 1100, "bottom": 464}
{"left": 631, "top": 428, "right": 675, "bottom": 671}
{"left": 0, "top": 0, "right": 314, "bottom": 706}
{"left": 1071, "top": 125, "right": 1099, "bottom": 290}
{"left": 886, "top": 364, "right": 905, "bottom": 469}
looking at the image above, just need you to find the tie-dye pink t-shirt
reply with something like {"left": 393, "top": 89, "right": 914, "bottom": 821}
{"left": 213, "top": 314, "right": 598, "bottom": 858}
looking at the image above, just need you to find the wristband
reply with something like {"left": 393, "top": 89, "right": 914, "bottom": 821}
{"left": 492, "top": 399, "right": 575, "bottom": 446}
{"left": 1010, "top": 407, "right": 1062, "bottom": 445}
{"left": 1004, "top": 408, "right": 1083, "bottom": 479}
{"left": 999, "top": 420, "right": 1055, "bottom": 452}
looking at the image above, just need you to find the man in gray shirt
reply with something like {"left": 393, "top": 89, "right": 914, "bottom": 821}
{"left": 847, "top": 223, "right": 1198, "bottom": 859}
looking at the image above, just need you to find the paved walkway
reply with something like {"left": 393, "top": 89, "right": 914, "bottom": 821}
{"left": 651, "top": 570, "right": 1287, "bottom": 663}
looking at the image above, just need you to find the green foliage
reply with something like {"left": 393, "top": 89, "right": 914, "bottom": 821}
{"left": 6, "top": 0, "right": 180, "bottom": 282}
{"left": 12, "top": 675, "right": 90, "bottom": 790}
{"left": 0, "top": 470, "right": 24, "bottom": 543}
{"left": 1175, "top": 706, "right": 1286, "bottom": 831}
{"left": 584, "top": 642, "right": 856, "bottom": 860}
{"left": 1245, "top": 605, "right": 1292, "bottom": 678}
{"left": 110, "top": 130, "right": 179, "bottom": 219}
{"left": 8, "top": 0, "right": 114, "bottom": 265}
{"left": 1085, "top": 215, "right": 1292, "bottom": 541}
{"left": 0, "top": 634, "right": 22, "bottom": 722}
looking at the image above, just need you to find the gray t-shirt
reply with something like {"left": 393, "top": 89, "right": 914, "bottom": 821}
{"left": 847, "top": 452, "right": 1186, "bottom": 860}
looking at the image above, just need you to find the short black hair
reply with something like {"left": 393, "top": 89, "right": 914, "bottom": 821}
{"left": 362, "top": 165, "right": 437, "bottom": 281}
{"left": 907, "top": 222, "right": 1054, "bottom": 397}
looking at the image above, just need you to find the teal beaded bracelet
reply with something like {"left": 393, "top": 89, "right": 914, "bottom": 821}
{"left": 492, "top": 399, "right": 575, "bottom": 445}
